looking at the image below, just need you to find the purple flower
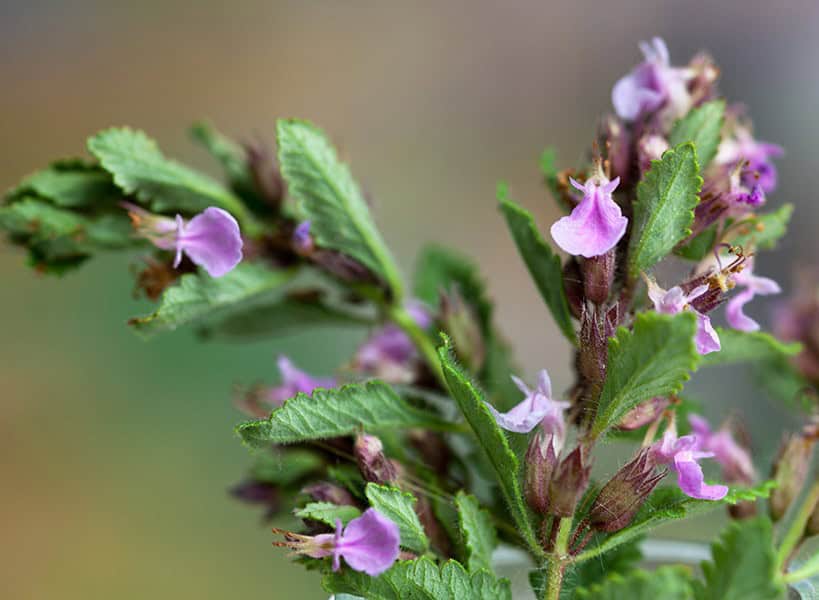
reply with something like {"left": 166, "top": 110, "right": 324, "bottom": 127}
{"left": 652, "top": 430, "right": 729, "bottom": 500}
{"left": 716, "top": 124, "right": 783, "bottom": 193}
{"left": 292, "top": 220, "right": 315, "bottom": 255}
{"left": 726, "top": 260, "right": 781, "bottom": 332}
{"left": 125, "top": 203, "right": 243, "bottom": 277}
{"left": 484, "top": 370, "right": 570, "bottom": 440}
{"left": 276, "top": 508, "right": 400, "bottom": 576}
{"left": 688, "top": 414, "right": 755, "bottom": 485}
{"left": 550, "top": 173, "right": 627, "bottom": 258}
{"left": 646, "top": 279, "right": 721, "bottom": 355}
{"left": 269, "top": 356, "right": 335, "bottom": 406}
{"left": 612, "top": 37, "right": 691, "bottom": 122}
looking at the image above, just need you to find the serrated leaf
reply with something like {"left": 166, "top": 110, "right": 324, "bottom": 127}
{"left": 628, "top": 143, "right": 703, "bottom": 278}
{"left": 236, "top": 380, "right": 451, "bottom": 447}
{"left": 575, "top": 566, "right": 694, "bottom": 600}
{"left": 729, "top": 204, "right": 793, "bottom": 251}
{"left": 276, "top": 119, "right": 403, "bottom": 297}
{"left": 365, "top": 483, "right": 429, "bottom": 554}
{"left": 702, "top": 328, "right": 801, "bottom": 367}
{"left": 88, "top": 128, "right": 254, "bottom": 230}
{"left": 675, "top": 224, "right": 718, "bottom": 261}
{"left": 8, "top": 160, "right": 121, "bottom": 208}
{"left": 437, "top": 336, "right": 541, "bottom": 557}
{"left": 498, "top": 188, "right": 576, "bottom": 344}
{"left": 189, "top": 122, "right": 251, "bottom": 192}
{"left": 669, "top": 100, "right": 725, "bottom": 169}
{"left": 592, "top": 312, "right": 700, "bottom": 437}
{"left": 128, "top": 262, "right": 294, "bottom": 336}
{"left": 694, "top": 517, "right": 784, "bottom": 600}
{"left": 250, "top": 448, "right": 324, "bottom": 486}
{"left": 294, "top": 502, "right": 361, "bottom": 527}
{"left": 576, "top": 482, "right": 776, "bottom": 563}
{"left": 323, "top": 557, "right": 512, "bottom": 600}
{"left": 454, "top": 492, "right": 497, "bottom": 572}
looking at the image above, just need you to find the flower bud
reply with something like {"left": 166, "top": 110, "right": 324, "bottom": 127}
{"left": 524, "top": 430, "right": 560, "bottom": 515}
{"left": 616, "top": 397, "right": 669, "bottom": 430}
{"left": 598, "top": 115, "right": 632, "bottom": 185}
{"left": 589, "top": 449, "right": 666, "bottom": 532}
{"left": 581, "top": 249, "right": 615, "bottom": 305}
{"left": 548, "top": 446, "right": 591, "bottom": 517}
{"left": 770, "top": 433, "right": 817, "bottom": 521}
{"left": 562, "top": 258, "right": 584, "bottom": 320}
{"left": 245, "top": 140, "right": 285, "bottom": 210}
{"left": 354, "top": 433, "right": 398, "bottom": 484}
{"left": 302, "top": 482, "right": 357, "bottom": 507}
{"left": 440, "top": 287, "right": 485, "bottom": 371}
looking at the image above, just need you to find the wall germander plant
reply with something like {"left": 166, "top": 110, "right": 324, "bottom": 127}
{"left": 3, "top": 37, "right": 819, "bottom": 599}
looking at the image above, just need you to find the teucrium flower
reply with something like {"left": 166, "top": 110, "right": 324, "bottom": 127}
{"left": 269, "top": 355, "right": 335, "bottom": 406}
{"left": 652, "top": 430, "right": 728, "bottom": 501}
{"left": 485, "top": 369, "right": 569, "bottom": 437}
{"left": 549, "top": 173, "right": 627, "bottom": 258}
{"left": 688, "top": 414, "right": 755, "bottom": 485}
{"left": 125, "top": 203, "right": 243, "bottom": 277}
{"left": 646, "top": 279, "right": 721, "bottom": 355}
{"left": 726, "top": 260, "right": 781, "bottom": 332}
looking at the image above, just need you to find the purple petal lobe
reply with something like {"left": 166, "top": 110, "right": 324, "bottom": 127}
{"left": 335, "top": 508, "right": 400, "bottom": 576}
{"left": 694, "top": 311, "right": 721, "bottom": 355}
{"left": 726, "top": 288, "right": 759, "bottom": 332}
{"left": 674, "top": 452, "right": 729, "bottom": 500}
{"left": 550, "top": 177, "right": 627, "bottom": 257}
{"left": 178, "top": 207, "right": 243, "bottom": 277}
{"left": 485, "top": 370, "right": 568, "bottom": 438}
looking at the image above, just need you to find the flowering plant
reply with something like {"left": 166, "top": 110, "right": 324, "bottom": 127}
{"left": 3, "top": 37, "right": 819, "bottom": 599}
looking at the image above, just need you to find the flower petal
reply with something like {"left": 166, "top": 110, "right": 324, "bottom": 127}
{"left": 726, "top": 288, "right": 759, "bottom": 332}
{"left": 336, "top": 509, "right": 400, "bottom": 576}
{"left": 694, "top": 311, "right": 721, "bottom": 354}
{"left": 178, "top": 207, "right": 243, "bottom": 277}
{"left": 550, "top": 179, "right": 627, "bottom": 257}
{"left": 673, "top": 453, "right": 729, "bottom": 500}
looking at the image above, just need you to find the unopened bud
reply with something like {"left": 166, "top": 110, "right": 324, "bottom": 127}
{"left": 292, "top": 221, "right": 315, "bottom": 256}
{"left": 770, "top": 433, "right": 816, "bottom": 521}
{"left": 524, "top": 430, "right": 560, "bottom": 515}
{"left": 598, "top": 115, "right": 631, "bottom": 185}
{"left": 302, "top": 481, "right": 357, "bottom": 507}
{"left": 589, "top": 449, "right": 665, "bottom": 532}
{"left": 354, "top": 433, "right": 398, "bottom": 484}
{"left": 440, "top": 287, "right": 485, "bottom": 371}
{"left": 616, "top": 397, "right": 669, "bottom": 431}
{"left": 637, "top": 134, "right": 669, "bottom": 175}
{"left": 246, "top": 140, "right": 285, "bottom": 209}
{"left": 582, "top": 250, "right": 615, "bottom": 305}
{"left": 549, "top": 446, "right": 591, "bottom": 517}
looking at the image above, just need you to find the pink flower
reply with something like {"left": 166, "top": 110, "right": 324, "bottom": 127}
{"left": 716, "top": 123, "right": 783, "bottom": 193}
{"left": 647, "top": 280, "right": 721, "bottom": 355}
{"left": 125, "top": 203, "right": 243, "bottom": 277}
{"left": 726, "top": 260, "right": 781, "bottom": 332}
{"left": 612, "top": 37, "right": 691, "bottom": 123}
{"left": 652, "top": 430, "right": 729, "bottom": 500}
{"left": 550, "top": 174, "right": 627, "bottom": 258}
{"left": 688, "top": 414, "right": 755, "bottom": 485}
{"left": 269, "top": 356, "right": 335, "bottom": 406}
{"left": 485, "top": 370, "right": 569, "bottom": 442}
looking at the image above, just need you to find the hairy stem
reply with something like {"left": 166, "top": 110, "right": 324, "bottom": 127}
{"left": 542, "top": 517, "right": 573, "bottom": 600}
{"left": 776, "top": 480, "right": 819, "bottom": 570}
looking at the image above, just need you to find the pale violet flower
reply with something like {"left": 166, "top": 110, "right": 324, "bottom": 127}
{"left": 269, "top": 355, "right": 336, "bottom": 406}
{"left": 647, "top": 279, "right": 721, "bottom": 355}
{"left": 726, "top": 260, "right": 781, "bottom": 332}
{"left": 689, "top": 414, "right": 755, "bottom": 484}
{"left": 652, "top": 430, "right": 729, "bottom": 500}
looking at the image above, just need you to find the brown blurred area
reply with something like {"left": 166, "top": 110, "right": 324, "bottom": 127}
{"left": 2, "top": 1, "right": 819, "bottom": 598}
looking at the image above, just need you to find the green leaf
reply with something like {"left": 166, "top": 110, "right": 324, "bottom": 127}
{"left": 276, "top": 119, "right": 403, "bottom": 298}
{"left": 323, "top": 557, "right": 512, "bottom": 600}
{"left": 669, "top": 100, "right": 725, "bottom": 169}
{"left": 561, "top": 537, "right": 644, "bottom": 598}
{"left": 250, "top": 449, "right": 324, "bottom": 486}
{"left": 702, "top": 328, "right": 801, "bottom": 367}
{"left": 88, "top": 128, "right": 255, "bottom": 231}
{"left": 694, "top": 517, "right": 784, "bottom": 600}
{"left": 756, "top": 357, "right": 814, "bottom": 412}
{"left": 497, "top": 186, "right": 576, "bottom": 344}
{"left": 576, "top": 482, "right": 776, "bottom": 563}
{"left": 675, "top": 224, "right": 718, "bottom": 261}
{"left": 454, "top": 492, "right": 497, "bottom": 572}
{"left": 294, "top": 502, "right": 361, "bottom": 527}
{"left": 575, "top": 566, "right": 694, "bottom": 600}
{"left": 8, "top": 160, "right": 121, "bottom": 208}
{"left": 592, "top": 312, "right": 699, "bottom": 437}
{"left": 628, "top": 143, "right": 703, "bottom": 278}
{"left": 365, "top": 483, "right": 429, "bottom": 554}
{"left": 539, "top": 147, "right": 562, "bottom": 203}
{"left": 437, "top": 336, "right": 540, "bottom": 557}
{"left": 729, "top": 204, "right": 793, "bottom": 251}
{"left": 128, "top": 262, "right": 294, "bottom": 336}
{"left": 236, "top": 380, "right": 451, "bottom": 447}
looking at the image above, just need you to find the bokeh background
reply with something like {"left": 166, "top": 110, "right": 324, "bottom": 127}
{"left": 2, "top": 1, "right": 818, "bottom": 598}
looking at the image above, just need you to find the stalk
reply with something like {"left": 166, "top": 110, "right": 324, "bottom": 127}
{"left": 542, "top": 517, "right": 573, "bottom": 600}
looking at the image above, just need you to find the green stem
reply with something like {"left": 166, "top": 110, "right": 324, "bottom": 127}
{"left": 543, "top": 517, "right": 573, "bottom": 600}
{"left": 388, "top": 304, "right": 446, "bottom": 388}
{"left": 784, "top": 551, "right": 819, "bottom": 584}
{"left": 776, "top": 480, "right": 819, "bottom": 570}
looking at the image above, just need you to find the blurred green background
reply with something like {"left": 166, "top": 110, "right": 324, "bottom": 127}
{"left": 2, "top": 1, "right": 818, "bottom": 598}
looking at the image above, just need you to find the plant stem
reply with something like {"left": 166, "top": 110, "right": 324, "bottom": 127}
{"left": 542, "top": 517, "right": 573, "bottom": 600}
{"left": 783, "top": 551, "right": 819, "bottom": 584}
{"left": 388, "top": 304, "right": 446, "bottom": 388}
{"left": 776, "top": 480, "right": 819, "bottom": 571}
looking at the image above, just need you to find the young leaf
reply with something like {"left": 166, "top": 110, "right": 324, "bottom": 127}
{"left": 729, "top": 204, "right": 794, "bottom": 251}
{"left": 128, "top": 263, "right": 294, "bottom": 336}
{"left": 675, "top": 224, "right": 718, "bottom": 261}
{"left": 294, "top": 502, "right": 361, "bottom": 527}
{"left": 591, "top": 312, "right": 699, "bottom": 437}
{"left": 88, "top": 128, "right": 252, "bottom": 226}
{"left": 236, "top": 380, "right": 451, "bottom": 447}
{"left": 669, "top": 100, "right": 725, "bottom": 169}
{"left": 694, "top": 517, "right": 784, "bottom": 600}
{"left": 8, "top": 160, "right": 121, "bottom": 209}
{"left": 628, "top": 143, "right": 703, "bottom": 278}
{"left": 575, "top": 482, "right": 776, "bottom": 562}
{"left": 276, "top": 119, "right": 403, "bottom": 298}
{"left": 323, "top": 557, "right": 512, "bottom": 600}
{"left": 365, "top": 483, "right": 429, "bottom": 554}
{"left": 455, "top": 492, "right": 497, "bottom": 573}
{"left": 497, "top": 186, "right": 577, "bottom": 344}
{"left": 701, "top": 328, "right": 801, "bottom": 367}
{"left": 437, "top": 336, "right": 541, "bottom": 557}
{"left": 575, "top": 566, "right": 694, "bottom": 600}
